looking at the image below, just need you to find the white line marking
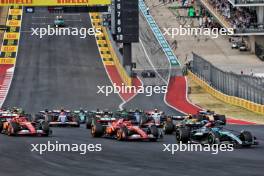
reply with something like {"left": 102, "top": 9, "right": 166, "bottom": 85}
{"left": 118, "top": 76, "right": 142, "bottom": 110}
{"left": 65, "top": 19, "right": 82, "bottom": 22}
{"left": 31, "top": 23, "right": 53, "bottom": 25}
{"left": 139, "top": 38, "right": 168, "bottom": 84}
{"left": 32, "top": 16, "right": 48, "bottom": 19}
{"left": 184, "top": 76, "right": 203, "bottom": 110}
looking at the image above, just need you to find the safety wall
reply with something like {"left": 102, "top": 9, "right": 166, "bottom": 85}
{"left": 192, "top": 53, "right": 264, "bottom": 105}
{"left": 90, "top": 13, "right": 132, "bottom": 86}
{"left": 138, "top": 0, "right": 180, "bottom": 69}
{"left": 0, "top": 0, "right": 111, "bottom": 6}
{"left": 189, "top": 71, "right": 264, "bottom": 115}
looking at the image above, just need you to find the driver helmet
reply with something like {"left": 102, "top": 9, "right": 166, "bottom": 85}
{"left": 60, "top": 109, "right": 65, "bottom": 115}
{"left": 80, "top": 108, "right": 84, "bottom": 113}
{"left": 154, "top": 108, "right": 158, "bottom": 113}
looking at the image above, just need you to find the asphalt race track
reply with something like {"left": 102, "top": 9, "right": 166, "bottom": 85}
{"left": 3, "top": 8, "right": 121, "bottom": 112}
{"left": 0, "top": 8, "right": 264, "bottom": 176}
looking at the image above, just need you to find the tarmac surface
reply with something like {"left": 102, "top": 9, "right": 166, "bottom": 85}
{"left": 0, "top": 8, "right": 264, "bottom": 176}
{"left": 3, "top": 8, "right": 121, "bottom": 112}
{"left": 125, "top": 13, "right": 183, "bottom": 115}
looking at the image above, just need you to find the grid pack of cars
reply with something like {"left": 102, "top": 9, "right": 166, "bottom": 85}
{"left": 0, "top": 107, "right": 259, "bottom": 147}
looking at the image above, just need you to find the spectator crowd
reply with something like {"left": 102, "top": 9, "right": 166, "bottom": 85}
{"left": 207, "top": 0, "right": 258, "bottom": 31}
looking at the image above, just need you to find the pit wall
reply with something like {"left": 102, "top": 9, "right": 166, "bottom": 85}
{"left": 189, "top": 71, "right": 264, "bottom": 115}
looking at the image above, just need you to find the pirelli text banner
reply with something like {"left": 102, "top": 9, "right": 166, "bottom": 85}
{"left": 0, "top": 0, "right": 111, "bottom": 6}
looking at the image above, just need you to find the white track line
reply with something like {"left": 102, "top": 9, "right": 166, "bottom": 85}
{"left": 163, "top": 59, "right": 187, "bottom": 115}
{"left": 140, "top": 30, "right": 186, "bottom": 114}
{"left": 118, "top": 76, "right": 141, "bottom": 110}
{"left": 184, "top": 76, "right": 203, "bottom": 110}
{"left": 139, "top": 38, "right": 168, "bottom": 84}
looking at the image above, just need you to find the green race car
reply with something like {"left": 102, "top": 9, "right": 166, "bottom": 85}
{"left": 72, "top": 109, "right": 87, "bottom": 124}
{"left": 54, "top": 16, "right": 65, "bottom": 27}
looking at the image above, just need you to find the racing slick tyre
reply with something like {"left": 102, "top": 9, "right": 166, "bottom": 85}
{"left": 150, "top": 125, "right": 159, "bottom": 141}
{"left": 239, "top": 131, "right": 253, "bottom": 147}
{"left": 41, "top": 121, "right": 51, "bottom": 136}
{"left": 140, "top": 116, "right": 148, "bottom": 126}
{"left": 214, "top": 115, "right": 226, "bottom": 125}
{"left": 116, "top": 127, "right": 128, "bottom": 141}
{"left": 176, "top": 127, "right": 190, "bottom": 143}
{"left": 73, "top": 117, "right": 80, "bottom": 127}
{"left": 7, "top": 122, "right": 20, "bottom": 136}
{"left": 91, "top": 123, "right": 104, "bottom": 137}
{"left": 34, "top": 114, "right": 52, "bottom": 122}
{"left": 86, "top": 118, "right": 93, "bottom": 129}
{"left": 197, "top": 115, "right": 209, "bottom": 122}
{"left": 208, "top": 131, "right": 221, "bottom": 145}
{"left": 0, "top": 121, "right": 3, "bottom": 132}
{"left": 164, "top": 122, "right": 174, "bottom": 134}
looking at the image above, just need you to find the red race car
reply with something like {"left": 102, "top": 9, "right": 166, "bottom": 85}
{"left": 0, "top": 113, "right": 51, "bottom": 136}
{"left": 91, "top": 117, "right": 162, "bottom": 141}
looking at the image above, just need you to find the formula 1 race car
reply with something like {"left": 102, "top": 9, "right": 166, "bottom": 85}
{"left": 72, "top": 109, "right": 87, "bottom": 124}
{"left": 54, "top": 16, "right": 65, "bottom": 27}
{"left": 172, "top": 110, "right": 226, "bottom": 131}
{"left": 176, "top": 120, "right": 258, "bottom": 147}
{"left": 35, "top": 109, "right": 80, "bottom": 127}
{"left": 141, "top": 70, "right": 156, "bottom": 78}
{"left": 91, "top": 115, "right": 162, "bottom": 141}
{"left": 86, "top": 110, "right": 116, "bottom": 129}
{"left": 0, "top": 113, "right": 51, "bottom": 136}
{"left": 145, "top": 109, "right": 175, "bottom": 134}
{"left": 1, "top": 107, "right": 25, "bottom": 115}
{"left": 195, "top": 110, "right": 226, "bottom": 124}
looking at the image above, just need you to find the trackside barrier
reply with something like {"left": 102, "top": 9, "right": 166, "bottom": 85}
{"left": 0, "top": 6, "right": 22, "bottom": 107}
{"left": 138, "top": 0, "right": 180, "bottom": 68}
{"left": 0, "top": 0, "right": 111, "bottom": 6}
{"left": 102, "top": 28, "right": 132, "bottom": 86}
{"left": 90, "top": 13, "right": 132, "bottom": 86}
{"left": 189, "top": 71, "right": 264, "bottom": 115}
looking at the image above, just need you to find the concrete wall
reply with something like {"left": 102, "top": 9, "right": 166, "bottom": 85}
{"left": 257, "top": 6, "right": 264, "bottom": 24}
{"left": 255, "top": 35, "right": 264, "bottom": 46}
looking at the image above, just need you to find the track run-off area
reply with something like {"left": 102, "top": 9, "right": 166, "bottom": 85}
{"left": 0, "top": 7, "right": 263, "bottom": 176}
